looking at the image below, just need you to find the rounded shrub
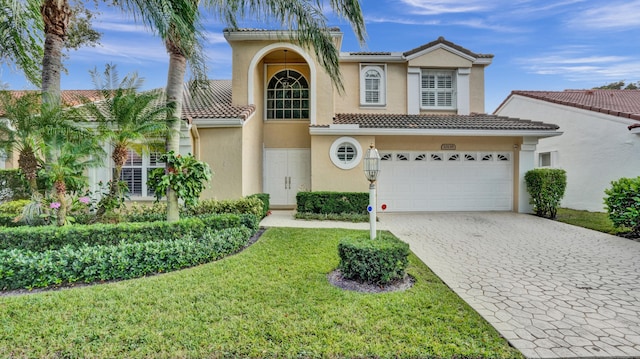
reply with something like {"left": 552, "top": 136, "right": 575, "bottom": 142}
{"left": 338, "top": 233, "right": 410, "bottom": 285}
{"left": 604, "top": 176, "right": 640, "bottom": 235}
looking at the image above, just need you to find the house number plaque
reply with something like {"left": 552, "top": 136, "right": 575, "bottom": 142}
{"left": 441, "top": 144, "right": 456, "bottom": 150}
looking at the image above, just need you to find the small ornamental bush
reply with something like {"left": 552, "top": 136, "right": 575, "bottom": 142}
{"left": 297, "top": 192, "right": 369, "bottom": 215}
{"left": 524, "top": 168, "right": 567, "bottom": 219}
{"left": 0, "top": 199, "right": 31, "bottom": 215}
{"left": 0, "top": 169, "right": 30, "bottom": 202}
{"left": 604, "top": 176, "right": 640, "bottom": 236}
{"left": 338, "top": 233, "right": 410, "bottom": 285}
{"left": 246, "top": 193, "right": 270, "bottom": 218}
{"left": 186, "top": 197, "right": 264, "bottom": 218}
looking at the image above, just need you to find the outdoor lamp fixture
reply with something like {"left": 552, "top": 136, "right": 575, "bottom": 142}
{"left": 364, "top": 144, "right": 381, "bottom": 240}
{"left": 281, "top": 49, "right": 290, "bottom": 89}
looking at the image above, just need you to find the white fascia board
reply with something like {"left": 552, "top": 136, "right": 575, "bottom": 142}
{"left": 310, "top": 126, "right": 563, "bottom": 138}
{"left": 192, "top": 118, "right": 244, "bottom": 128}
{"left": 339, "top": 52, "right": 405, "bottom": 62}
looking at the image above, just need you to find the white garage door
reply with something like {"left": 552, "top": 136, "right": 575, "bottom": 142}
{"left": 377, "top": 151, "right": 513, "bottom": 212}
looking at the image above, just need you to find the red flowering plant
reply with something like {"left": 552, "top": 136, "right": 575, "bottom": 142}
{"left": 147, "top": 151, "right": 212, "bottom": 207}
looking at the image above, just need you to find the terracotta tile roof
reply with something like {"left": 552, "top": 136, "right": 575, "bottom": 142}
{"left": 331, "top": 113, "right": 559, "bottom": 131}
{"left": 506, "top": 90, "right": 640, "bottom": 122}
{"left": 348, "top": 52, "right": 392, "bottom": 56}
{"left": 403, "top": 36, "right": 494, "bottom": 59}
{"left": 181, "top": 80, "right": 255, "bottom": 121}
{"left": 0, "top": 90, "right": 103, "bottom": 115}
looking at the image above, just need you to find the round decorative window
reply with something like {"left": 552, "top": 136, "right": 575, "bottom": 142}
{"left": 329, "top": 137, "right": 363, "bottom": 169}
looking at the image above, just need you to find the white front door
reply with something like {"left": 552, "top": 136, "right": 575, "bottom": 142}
{"left": 264, "top": 149, "right": 311, "bottom": 206}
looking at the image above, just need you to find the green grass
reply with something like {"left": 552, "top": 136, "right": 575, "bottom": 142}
{"left": 555, "top": 208, "right": 626, "bottom": 235}
{"left": 0, "top": 228, "right": 522, "bottom": 358}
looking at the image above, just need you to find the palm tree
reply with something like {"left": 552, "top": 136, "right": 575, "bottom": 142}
{"left": 159, "top": 0, "right": 367, "bottom": 222}
{"left": 0, "top": 0, "right": 43, "bottom": 86}
{"left": 0, "top": 91, "right": 45, "bottom": 193}
{"left": 80, "top": 64, "right": 170, "bottom": 215}
{"left": 42, "top": 135, "right": 103, "bottom": 225}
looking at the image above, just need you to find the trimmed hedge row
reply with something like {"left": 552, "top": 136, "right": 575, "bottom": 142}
{"left": 0, "top": 227, "right": 252, "bottom": 290}
{"left": 338, "top": 232, "right": 410, "bottom": 285}
{"left": 0, "top": 213, "right": 258, "bottom": 252}
{"left": 296, "top": 192, "right": 368, "bottom": 215}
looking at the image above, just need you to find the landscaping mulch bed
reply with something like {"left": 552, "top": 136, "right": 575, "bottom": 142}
{"left": 327, "top": 269, "right": 415, "bottom": 293}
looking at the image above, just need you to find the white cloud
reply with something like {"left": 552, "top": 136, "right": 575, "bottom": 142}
{"left": 74, "top": 40, "right": 168, "bottom": 65}
{"left": 566, "top": 0, "right": 640, "bottom": 30}
{"left": 518, "top": 49, "right": 640, "bottom": 82}
{"left": 398, "top": 0, "right": 491, "bottom": 15}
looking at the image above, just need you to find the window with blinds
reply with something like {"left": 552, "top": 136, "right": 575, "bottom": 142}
{"left": 421, "top": 70, "right": 456, "bottom": 109}
{"left": 119, "top": 149, "right": 164, "bottom": 197}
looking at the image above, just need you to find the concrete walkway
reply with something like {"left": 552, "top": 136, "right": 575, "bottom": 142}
{"left": 260, "top": 211, "right": 640, "bottom": 359}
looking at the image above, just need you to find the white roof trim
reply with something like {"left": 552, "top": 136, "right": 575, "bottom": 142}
{"left": 405, "top": 43, "right": 476, "bottom": 62}
{"left": 192, "top": 118, "right": 244, "bottom": 128}
{"left": 339, "top": 52, "right": 405, "bottom": 62}
{"left": 310, "top": 126, "right": 562, "bottom": 138}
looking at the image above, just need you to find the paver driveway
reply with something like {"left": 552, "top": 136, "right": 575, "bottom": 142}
{"left": 379, "top": 212, "right": 640, "bottom": 359}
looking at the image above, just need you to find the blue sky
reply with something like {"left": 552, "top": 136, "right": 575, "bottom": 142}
{"left": 1, "top": 0, "right": 639, "bottom": 112}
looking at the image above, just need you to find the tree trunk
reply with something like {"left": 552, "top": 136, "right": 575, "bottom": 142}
{"left": 40, "top": 0, "right": 70, "bottom": 107}
{"left": 165, "top": 44, "right": 187, "bottom": 223}
{"left": 18, "top": 146, "right": 40, "bottom": 195}
{"left": 55, "top": 179, "right": 67, "bottom": 226}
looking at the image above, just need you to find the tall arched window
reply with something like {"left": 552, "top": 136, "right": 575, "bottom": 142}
{"left": 266, "top": 70, "right": 310, "bottom": 119}
{"left": 359, "top": 65, "right": 386, "bottom": 106}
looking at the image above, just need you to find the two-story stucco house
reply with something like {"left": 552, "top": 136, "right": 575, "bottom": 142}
{"left": 4, "top": 29, "right": 562, "bottom": 213}
{"left": 169, "top": 29, "right": 560, "bottom": 213}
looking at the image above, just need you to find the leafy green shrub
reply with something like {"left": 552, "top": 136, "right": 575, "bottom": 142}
{"left": 338, "top": 233, "right": 410, "bottom": 285}
{"left": 0, "top": 227, "right": 251, "bottom": 290}
{"left": 524, "top": 168, "right": 567, "bottom": 219}
{"left": 246, "top": 193, "right": 270, "bottom": 218}
{"left": 0, "top": 214, "right": 250, "bottom": 252}
{"left": 0, "top": 199, "right": 31, "bottom": 215}
{"left": 147, "top": 152, "right": 212, "bottom": 207}
{"left": 187, "top": 197, "right": 263, "bottom": 218}
{"left": 0, "top": 169, "right": 30, "bottom": 202}
{"left": 604, "top": 176, "right": 640, "bottom": 235}
{"left": 296, "top": 192, "right": 368, "bottom": 215}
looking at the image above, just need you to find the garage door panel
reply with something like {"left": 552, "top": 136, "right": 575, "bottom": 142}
{"left": 378, "top": 151, "right": 513, "bottom": 212}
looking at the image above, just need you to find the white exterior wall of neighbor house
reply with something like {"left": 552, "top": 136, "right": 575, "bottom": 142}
{"left": 496, "top": 95, "right": 640, "bottom": 212}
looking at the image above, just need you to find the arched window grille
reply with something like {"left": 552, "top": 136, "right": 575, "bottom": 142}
{"left": 266, "top": 69, "right": 310, "bottom": 119}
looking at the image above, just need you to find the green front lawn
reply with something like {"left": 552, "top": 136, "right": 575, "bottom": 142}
{"left": 0, "top": 227, "right": 521, "bottom": 358}
{"left": 555, "top": 208, "right": 626, "bottom": 235}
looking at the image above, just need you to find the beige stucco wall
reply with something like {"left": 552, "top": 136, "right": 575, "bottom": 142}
{"left": 263, "top": 122, "right": 310, "bottom": 149}
{"left": 242, "top": 116, "right": 264, "bottom": 196}
{"left": 333, "top": 62, "right": 407, "bottom": 115}
{"left": 407, "top": 48, "right": 473, "bottom": 68}
{"left": 311, "top": 135, "right": 375, "bottom": 192}
{"left": 470, "top": 65, "right": 486, "bottom": 113}
{"left": 198, "top": 127, "right": 243, "bottom": 200}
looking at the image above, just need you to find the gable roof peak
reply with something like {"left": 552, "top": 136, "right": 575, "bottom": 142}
{"left": 403, "top": 36, "right": 494, "bottom": 60}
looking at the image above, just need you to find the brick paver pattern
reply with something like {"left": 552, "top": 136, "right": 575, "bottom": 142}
{"left": 379, "top": 212, "right": 640, "bottom": 359}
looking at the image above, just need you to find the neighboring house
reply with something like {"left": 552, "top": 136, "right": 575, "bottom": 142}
{"left": 495, "top": 89, "right": 640, "bottom": 212}
{"left": 3, "top": 30, "right": 563, "bottom": 213}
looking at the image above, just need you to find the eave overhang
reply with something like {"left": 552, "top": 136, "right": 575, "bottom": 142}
{"left": 309, "top": 125, "right": 562, "bottom": 138}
